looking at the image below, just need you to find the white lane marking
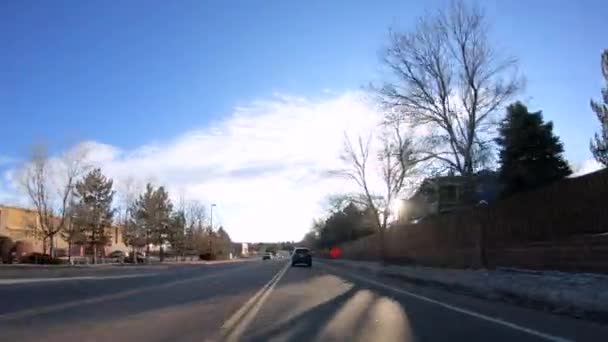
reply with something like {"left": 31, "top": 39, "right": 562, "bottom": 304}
{"left": 0, "top": 273, "right": 159, "bottom": 285}
{"left": 221, "top": 262, "right": 288, "bottom": 331}
{"left": 222, "top": 261, "right": 290, "bottom": 341}
{"left": 319, "top": 262, "right": 572, "bottom": 342}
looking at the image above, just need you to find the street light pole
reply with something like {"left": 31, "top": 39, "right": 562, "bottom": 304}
{"left": 210, "top": 203, "right": 216, "bottom": 230}
{"left": 209, "top": 204, "right": 216, "bottom": 259}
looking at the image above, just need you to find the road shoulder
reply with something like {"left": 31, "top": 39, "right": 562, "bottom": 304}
{"left": 319, "top": 259, "right": 608, "bottom": 342}
{"left": 322, "top": 259, "right": 608, "bottom": 322}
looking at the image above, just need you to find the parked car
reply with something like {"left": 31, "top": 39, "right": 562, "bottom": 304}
{"left": 291, "top": 247, "right": 312, "bottom": 267}
{"left": 123, "top": 252, "right": 145, "bottom": 263}
{"left": 108, "top": 250, "right": 125, "bottom": 261}
{"left": 262, "top": 253, "right": 272, "bottom": 260}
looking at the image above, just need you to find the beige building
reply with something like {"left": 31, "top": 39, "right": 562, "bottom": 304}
{"left": 0, "top": 204, "right": 128, "bottom": 257}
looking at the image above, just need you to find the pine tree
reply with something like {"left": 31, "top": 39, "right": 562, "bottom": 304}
{"left": 73, "top": 168, "right": 115, "bottom": 263}
{"left": 496, "top": 102, "right": 572, "bottom": 196}
{"left": 132, "top": 183, "right": 173, "bottom": 262}
{"left": 590, "top": 50, "right": 608, "bottom": 166}
{"left": 61, "top": 202, "right": 85, "bottom": 263}
{"left": 216, "top": 226, "right": 232, "bottom": 259}
{"left": 124, "top": 204, "right": 146, "bottom": 259}
{"left": 167, "top": 210, "right": 186, "bottom": 260}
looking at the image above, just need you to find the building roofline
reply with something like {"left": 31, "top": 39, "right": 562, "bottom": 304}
{"left": 0, "top": 204, "right": 38, "bottom": 213}
{"left": 0, "top": 203, "right": 124, "bottom": 231}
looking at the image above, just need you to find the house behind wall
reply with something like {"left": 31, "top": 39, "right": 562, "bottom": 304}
{"left": 403, "top": 170, "right": 502, "bottom": 222}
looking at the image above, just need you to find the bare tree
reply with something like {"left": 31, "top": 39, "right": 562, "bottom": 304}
{"left": 377, "top": 126, "right": 420, "bottom": 228}
{"left": 374, "top": 0, "right": 520, "bottom": 177}
{"left": 590, "top": 50, "right": 608, "bottom": 166}
{"left": 337, "top": 134, "right": 379, "bottom": 228}
{"left": 117, "top": 177, "right": 145, "bottom": 258}
{"left": 334, "top": 127, "right": 419, "bottom": 232}
{"left": 184, "top": 200, "right": 207, "bottom": 256}
{"left": 19, "top": 144, "right": 89, "bottom": 257}
{"left": 185, "top": 200, "right": 207, "bottom": 229}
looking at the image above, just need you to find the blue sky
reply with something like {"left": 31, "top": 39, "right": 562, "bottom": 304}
{"left": 1, "top": 1, "right": 607, "bottom": 241}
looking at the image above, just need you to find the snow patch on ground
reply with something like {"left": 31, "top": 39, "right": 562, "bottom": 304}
{"left": 326, "top": 259, "right": 608, "bottom": 319}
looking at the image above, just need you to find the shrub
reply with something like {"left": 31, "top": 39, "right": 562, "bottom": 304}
{"left": 20, "top": 253, "right": 64, "bottom": 265}
{"left": 198, "top": 253, "right": 216, "bottom": 261}
{"left": 10, "top": 240, "right": 34, "bottom": 260}
{"left": 0, "top": 236, "right": 14, "bottom": 263}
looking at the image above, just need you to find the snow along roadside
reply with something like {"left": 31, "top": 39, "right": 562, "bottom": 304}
{"left": 322, "top": 259, "right": 608, "bottom": 322}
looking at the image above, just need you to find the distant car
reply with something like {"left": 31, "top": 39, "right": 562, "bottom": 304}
{"left": 291, "top": 247, "right": 312, "bottom": 267}
{"left": 262, "top": 253, "right": 272, "bottom": 260}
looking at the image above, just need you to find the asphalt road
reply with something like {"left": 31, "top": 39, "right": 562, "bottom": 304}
{"left": 1, "top": 259, "right": 607, "bottom": 342}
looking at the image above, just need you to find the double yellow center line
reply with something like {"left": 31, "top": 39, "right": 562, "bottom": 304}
{"left": 220, "top": 261, "right": 290, "bottom": 341}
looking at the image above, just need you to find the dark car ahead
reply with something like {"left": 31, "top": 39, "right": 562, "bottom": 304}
{"left": 291, "top": 247, "right": 312, "bottom": 267}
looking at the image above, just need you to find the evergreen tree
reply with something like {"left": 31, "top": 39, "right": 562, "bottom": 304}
{"left": 167, "top": 210, "right": 186, "bottom": 259}
{"left": 590, "top": 50, "right": 608, "bottom": 166}
{"left": 61, "top": 202, "right": 85, "bottom": 263}
{"left": 73, "top": 168, "right": 115, "bottom": 263}
{"left": 496, "top": 102, "right": 572, "bottom": 196}
{"left": 132, "top": 183, "right": 173, "bottom": 262}
{"left": 151, "top": 186, "right": 172, "bottom": 262}
{"left": 215, "top": 226, "right": 232, "bottom": 259}
{"left": 123, "top": 204, "right": 146, "bottom": 259}
{"left": 313, "top": 202, "right": 376, "bottom": 249}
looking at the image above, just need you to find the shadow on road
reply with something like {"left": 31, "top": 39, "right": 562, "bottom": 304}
{"left": 239, "top": 265, "right": 413, "bottom": 342}
{"left": 0, "top": 262, "right": 279, "bottom": 323}
{"left": 246, "top": 286, "right": 360, "bottom": 341}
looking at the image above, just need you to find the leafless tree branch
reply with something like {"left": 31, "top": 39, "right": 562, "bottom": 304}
{"left": 332, "top": 126, "right": 420, "bottom": 231}
{"left": 18, "top": 144, "right": 89, "bottom": 256}
{"left": 373, "top": 0, "right": 521, "bottom": 177}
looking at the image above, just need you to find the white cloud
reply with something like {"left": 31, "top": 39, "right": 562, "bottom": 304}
{"left": 572, "top": 159, "right": 604, "bottom": 177}
{"left": 6, "top": 91, "right": 601, "bottom": 242}
{"left": 3, "top": 91, "right": 381, "bottom": 242}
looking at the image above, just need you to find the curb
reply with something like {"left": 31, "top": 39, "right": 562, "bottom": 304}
{"left": 0, "top": 272, "right": 159, "bottom": 285}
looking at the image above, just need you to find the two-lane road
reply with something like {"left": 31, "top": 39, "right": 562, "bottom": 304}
{"left": 1, "top": 259, "right": 607, "bottom": 341}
